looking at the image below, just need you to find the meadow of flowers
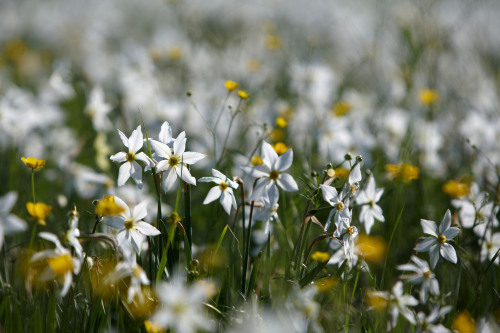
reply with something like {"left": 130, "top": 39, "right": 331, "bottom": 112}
{"left": 1, "top": 0, "right": 500, "bottom": 332}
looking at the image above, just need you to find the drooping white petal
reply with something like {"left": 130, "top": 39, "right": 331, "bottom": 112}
{"left": 429, "top": 244, "right": 440, "bottom": 269}
{"left": 277, "top": 173, "right": 298, "bottom": 192}
{"left": 371, "top": 205, "right": 385, "bottom": 222}
{"left": 61, "top": 272, "right": 73, "bottom": 297}
{"left": 274, "top": 148, "right": 293, "bottom": 172}
{"left": 39, "top": 232, "right": 63, "bottom": 248}
{"left": 220, "top": 191, "right": 233, "bottom": 215}
{"left": 211, "top": 169, "right": 226, "bottom": 180}
{"left": 421, "top": 219, "right": 438, "bottom": 237}
{"left": 198, "top": 176, "right": 218, "bottom": 184}
{"left": 117, "top": 162, "right": 132, "bottom": 186}
{"left": 203, "top": 187, "right": 222, "bottom": 204}
{"left": 163, "top": 167, "right": 178, "bottom": 192}
{"left": 135, "top": 152, "right": 153, "bottom": 167}
{"left": 177, "top": 165, "right": 196, "bottom": 186}
{"left": 440, "top": 243, "right": 457, "bottom": 264}
{"left": 128, "top": 125, "right": 144, "bottom": 153}
{"left": 135, "top": 222, "right": 161, "bottom": 236}
{"left": 129, "top": 229, "right": 145, "bottom": 254}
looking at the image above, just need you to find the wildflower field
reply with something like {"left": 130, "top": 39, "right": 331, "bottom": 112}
{"left": 1, "top": 0, "right": 500, "bottom": 332}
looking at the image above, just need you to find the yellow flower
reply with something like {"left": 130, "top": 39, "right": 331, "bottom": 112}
{"left": 366, "top": 289, "right": 388, "bottom": 311}
{"left": 167, "top": 46, "right": 182, "bottom": 61}
{"left": 224, "top": 80, "right": 239, "bottom": 92}
{"left": 419, "top": 89, "right": 440, "bottom": 106}
{"left": 251, "top": 156, "right": 263, "bottom": 166}
{"left": 47, "top": 253, "right": 74, "bottom": 275}
{"left": 95, "top": 195, "right": 125, "bottom": 217}
{"left": 26, "top": 202, "right": 52, "bottom": 226}
{"left": 275, "top": 116, "right": 287, "bottom": 128}
{"left": 265, "top": 34, "right": 282, "bottom": 50}
{"left": 21, "top": 157, "right": 46, "bottom": 170}
{"left": 332, "top": 101, "right": 352, "bottom": 116}
{"left": 356, "top": 235, "right": 386, "bottom": 263}
{"left": 442, "top": 180, "right": 470, "bottom": 198}
{"left": 334, "top": 167, "right": 350, "bottom": 179}
{"left": 310, "top": 251, "right": 330, "bottom": 263}
{"left": 272, "top": 142, "right": 291, "bottom": 155}
{"left": 451, "top": 311, "right": 475, "bottom": 333}
{"left": 385, "top": 163, "right": 419, "bottom": 183}
{"left": 314, "top": 276, "right": 338, "bottom": 292}
{"left": 144, "top": 321, "right": 165, "bottom": 333}
{"left": 238, "top": 90, "right": 250, "bottom": 99}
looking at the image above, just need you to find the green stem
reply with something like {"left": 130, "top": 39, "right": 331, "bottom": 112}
{"left": 241, "top": 200, "right": 255, "bottom": 295}
{"left": 217, "top": 100, "right": 242, "bottom": 167}
{"left": 31, "top": 169, "right": 36, "bottom": 203}
{"left": 184, "top": 181, "right": 192, "bottom": 251}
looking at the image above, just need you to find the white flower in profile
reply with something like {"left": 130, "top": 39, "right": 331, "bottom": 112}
{"left": 84, "top": 85, "right": 113, "bottom": 132}
{"left": 103, "top": 197, "right": 160, "bottom": 254}
{"left": 480, "top": 231, "right": 500, "bottom": 265}
{"left": 30, "top": 232, "right": 81, "bottom": 297}
{"left": 106, "top": 255, "right": 149, "bottom": 303}
{"left": 0, "top": 192, "right": 27, "bottom": 249}
{"left": 242, "top": 141, "right": 298, "bottom": 202}
{"left": 397, "top": 256, "right": 439, "bottom": 304}
{"left": 150, "top": 131, "right": 205, "bottom": 192}
{"left": 356, "top": 174, "right": 385, "bottom": 234}
{"left": 64, "top": 204, "right": 84, "bottom": 261}
{"left": 414, "top": 210, "right": 460, "bottom": 269}
{"left": 110, "top": 125, "right": 152, "bottom": 188}
{"left": 151, "top": 276, "right": 214, "bottom": 333}
{"left": 199, "top": 169, "right": 239, "bottom": 215}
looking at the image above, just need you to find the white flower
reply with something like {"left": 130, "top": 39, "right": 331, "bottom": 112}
{"left": 199, "top": 169, "right": 239, "bottom": 215}
{"left": 151, "top": 276, "right": 214, "bottom": 333}
{"left": 103, "top": 197, "right": 161, "bottom": 254}
{"left": 242, "top": 141, "right": 298, "bottom": 202}
{"left": 0, "top": 192, "right": 27, "bottom": 250}
{"left": 106, "top": 255, "right": 149, "bottom": 303}
{"left": 110, "top": 125, "right": 152, "bottom": 188}
{"left": 355, "top": 174, "right": 385, "bottom": 234}
{"left": 253, "top": 184, "right": 280, "bottom": 234}
{"left": 369, "top": 281, "right": 418, "bottom": 330}
{"left": 30, "top": 232, "right": 81, "bottom": 297}
{"left": 150, "top": 131, "right": 205, "bottom": 192}
{"left": 414, "top": 210, "right": 460, "bottom": 269}
{"left": 415, "top": 306, "right": 452, "bottom": 333}
{"left": 64, "top": 204, "right": 84, "bottom": 261}
{"left": 397, "top": 256, "right": 439, "bottom": 304}
{"left": 480, "top": 231, "right": 500, "bottom": 265}
{"left": 84, "top": 85, "right": 113, "bottom": 132}
{"left": 319, "top": 184, "right": 350, "bottom": 231}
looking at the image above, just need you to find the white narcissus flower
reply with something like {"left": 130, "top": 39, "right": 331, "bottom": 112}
{"left": 30, "top": 232, "right": 81, "bottom": 297}
{"left": 414, "top": 209, "right": 460, "bottom": 269}
{"left": 242, "top": 141, "right": 298, "bottom": 202}
{"left": 415, "top": 306, "right": 452, "bottom": 333}
{"left": 110, "top": 125, "right": 152, "bottom": 188}
{"left": 84, "top": 85, "right": 113, "bottom": 132}
{"left": 106, "top": 255, "right": 149, "bottom": 303}
{"left": 319, "top": 184, "right": 350, "bottom": 231}
{"left": 356, "top": 174, "right": 385, "bottom": 234}
{"left": 480, "top": 231, "right": 500, "bottom": 265}
{"left": 199, "top": 169, "right": 239, "bottom": 215}
{"left": 0, "top": 192, "right": 27, "bottom": 250}
{"left": 397, "top": 256, "right": 439, "bottom": 304}
{"left": 103, "top": 197, "right": 161, "bottom": 254}
{"left": 64, "top": 204, "right": 83, "bottom": 261}
{"left": 150, "top": 131, "right": 205, "bottom": 192}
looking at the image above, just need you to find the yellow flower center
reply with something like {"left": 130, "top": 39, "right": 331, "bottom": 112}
{"left": 437, "top": 234, "right": 446, "bottom": 244}
{"left": 124, "top": 220, "right": 134, "bottom": 230}
{"left": 126, "top": 152, "right": 135, "bottom": 162}
{"left": 133, "top": 266, "right": 143, "bottom": 278}
{"left": 368, "top": 200, "right": 375, "bottom": 208}
{"left": 219, "top": 182, "right": 228, "bottom": 191}
{"left": 336, "top": 201, "right": 344, "bottom": 211}
{"left": 486, "top": 241, "right": 493, "bottom": 250}
{"left": 347, "top": 226, "right": 354, "bottom": 235}
{"left": 47, "top": 253, "right": 73, "bottom": 275}
{"left": 269, "top": 170, "right": 279, "bottom": 181}
{"left": 168, "top": 156, "right": 179, "bottom": 167}
{"left": 423, "top": 270, "right": 432, "bottom": 280}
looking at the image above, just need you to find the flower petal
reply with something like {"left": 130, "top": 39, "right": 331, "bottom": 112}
{"left": 117, "top": 162, "right": 132, "bottom": 186}
{"left": 128, "top": 125, "right": 143, "bottom": 153}
{"left": 429, "top": 244, "right": 440, "bottom": 269}
{"left": 150, "top": 139, "right": 172, "bottom": 160}
{"left": 439, "top": 209, "right": 452, "bottom": 235}
{"left": 320, "top": 184, "right": 338, "bottom": 204}
{"left": 173, "top": 131, "right": 186, "bottom": 156}
{"left": 159, "top": 121, "right": 172, "bottom": 144}
{"left": 110, "top": 152, "right": 127, "bottom": 163}
{"left": 163, "top": 167, "right": 178, "bottom": 192}
{"left": 421, "top": 219, "right": 438, "bottom": 237}
{"left": 177, "top": 165, "right": 196, "bottom": 185}
{"left": 443, "top": 227, "right": 460, "bottom": 241}
{"left": 274, "top": 148, "right": 293, "bottom": 172}
{"left": 132, "top": 200, "right": 148, "bottom": 222}
{"left": 415, "top": 237, "right": 436, "bottom": 252}
{"left": 261, "top": 141, "right": 278, "bottom": 168}
{"left": 220, "top": 191, "right": 233, "bottom": 215}
{"left": 0, "top": 192, "right": 17, "bottom": 216}
{"left": 182, "top": 151, "right": 206, "bottom": 165}
{"left": 117, "top": 129, "right": 129, "bottom": 148}
{"left": 277, "top": 173, "right": 298, "bottom": 192}
{"left": 249, "top": 178, "right": 272, "bottom": 201}
{"left": 203, "top": 187, "right": 222, "bottom": 205}
{"left": 440, "top": 243, "right": 457, "bottom": 264}
{"left": 135, "top": 221, "right": 161, "bottom": 236}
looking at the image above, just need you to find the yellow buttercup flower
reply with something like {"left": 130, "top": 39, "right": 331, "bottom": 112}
{"left": 356, "top": 235, "right": 386, "bottom": 263}
{"left": 144, "top": 320, "right": 165, "bottom": 333}
{"left": 275, "top": 116, "right": 287, "bottom": 128}
{"left": 385, "top": 163, "right": 419, "bottom": 183}
{"left": 21, "top": 157, "right": 46, "bottom": 170}
{"left": 251, "top": 156, "right": 263, "bottom": 166}
{"left": 314, "top": 276, "right": 338, "bottom": 292}
{"left": 451, "top": 311, "right": 475, "bottom": 333}
{"left": 310, "top": 251, "right": 330, "bottom": 263}
{"left": 442, "top": 180, "right": 470, "bottom": 198}
{"left": 47, "top": 253, "right": 74, "bottom": 275}
{"left": 238, "top": 90, "right": 250, "bottom": 100}
{"left": 272, "top": 142, "right": 291, "bottom": 155}
{"left": 332, "top": 101, "right": 352, "bottom": 116}
{"left": 95, "top": 195, "right": 125, "bottom": 217}
{"left": 26, "top": 202, "right": 52, "bottom": 226}
{"left": 419, "top": 89, "right": 440, "bottom": 106}
{"left": 224, "top": 80, "right": 239, "bottom": 92}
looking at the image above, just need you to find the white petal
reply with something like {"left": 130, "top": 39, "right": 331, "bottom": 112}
{"left": 155, "top": 159, "right": 170, "bottom": 173}
{"left": 203, "top": 187, "right": 222, "bottom": 205}
{"left": 439, "top": 210, "right": 452, "bottom": 235}
{"left": 150, "top": 139, "right": 172, "bottom": 160}
{"left": 177, "top": 165, "right": 196, "bottom": 186}
{"left": 249, "top": 178, "right": 272, "bottom": 201}
{"left": 129, "top": 125, "right": 143, "bottom": 153}
{"left": 277, "top": 173, "right": 298, "bottom": 192}
{"left": 211, "top": 169, "right": 226, "bottom": 180}
{"left": 159, "top": 121, "right": 172, "bottom": 144}
{"left": 429, "top": 244, "right": 440, "bottom": 269}
{"left": 198, "top": 176, "right": 218, "bottom": 184}
{"left": 182, "top": 151, "right": 206, "bottom": 165}
{"left": 130, "top": 161, "right": 143, "bottom": 187}
{"left": 163, "top": 167, "right": 178, "bottom": 192}
{"left": 110, "top": 152, "right": 127, "bottom": 163}
{"left": 220, "top": 191, "right": 233, "bottom": 215}
{"left": 440, "top": 243, "right": 457, "bottom": 264}
{"left": 135, "top": 222, "right": 161, "bottom": 236}
{"left": 117, "top": 129, "right": 129, "bottom": 148}
{"left": 415, "top": 237, "right": 437, "bottom": 252}
{"left": 443, "top": 227, "right": 460, "bottom": 240}
{"left": 132, "top": 200, "right": 148, "bottom": 222}
{"left": 113, "top": 197, "right": 130, "bottom": 218}
{"left": 117, "top": 162, "right": 132, "bottom": 186}
{"left": 241, "top": 165, "right": 270, "bottom": 178}
{"left": 349, "top": 163, "right": 362, "bottom": 184}
{"left": 421, "top": 219, "right": 438, "bottom": 237}
{"left": 320, "top": 184, "right": 338, "bottom": 204}
{"left": 103, "top": 217, "right": 125, "bottom": 230}
{"left": 261, "top": 141, "right": 278, "bottom": 167}
{"left": 2, "top": 215, "right": 27, "bottom": 234}
{"left": 60, "top": 272, "right": 73, "bottom": 297}
{"left": 130, "top": 230, "right": 145, "bottom": 254}
{"left": 274, "top": 148, "right": 293, "bottom": 172}
{"left": 173, "top": 131, "right": 186, "bottom": 155}
{"left": 38, "top": 232, "right": 62, "bottom": 248}
{"left": 0, "top": 192, "right": 17, "bottom": 216}
{"left": 135, "top": 152, "right": 152, "bottom": 166}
